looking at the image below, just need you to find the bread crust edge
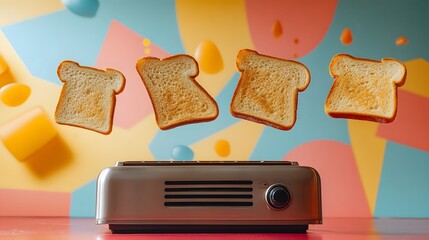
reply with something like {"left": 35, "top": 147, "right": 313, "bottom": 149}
{"left": 325, "top": 53, "right": 407, "bottom": 123}
{"left": 55, "top": 60, "right": 126, "bottom": 135}
{"left": 136, "top": 54, "right": 219, "bottom": 130}
{"left": 230, "top": 49, "right": 310, "bottom": 131}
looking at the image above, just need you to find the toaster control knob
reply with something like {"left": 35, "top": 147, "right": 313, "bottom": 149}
{"left": 266, "top": 184, "right": 291, "bottom": 210}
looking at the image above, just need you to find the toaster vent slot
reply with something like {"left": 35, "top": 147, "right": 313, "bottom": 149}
{"left": 164, "top": 180, "right": 253, "bottom": 207}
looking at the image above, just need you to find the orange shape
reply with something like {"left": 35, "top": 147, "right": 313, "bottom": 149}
{"left": 0, "top": 82, "right": 31, "bottom": 107}
{"left": 401, "top": 58, "right": 429, "bottom": 98}
{"left": 272, "top": 20, "right": 283, "bottom": 39}
{"left": 195, "top": 40, "right": 223, "bottom": 74}
{"left": 395, "top": 36, "right": 408, "bottom": 46}
{"left": 0, "top": 55, "right": 13, "bottom": 88}
{"left": 0, "top": 107, "right": 57, "bottom": 161}
{"left": 340, "top": 27, "right": 353, "bottom": 45}
{"left": 0, "top": 55, "right": 8, "bottom": 76}
{"left": 214, "top": 139, "right": 230, "bottom": 157}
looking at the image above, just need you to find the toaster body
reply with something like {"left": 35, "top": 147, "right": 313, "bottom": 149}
{"left": 96, "top": 161, "right": 322, "bottom": 233}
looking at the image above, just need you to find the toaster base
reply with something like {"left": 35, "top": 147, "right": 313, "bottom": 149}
{"left": 109, "top": 224, "right": 308, "bottom": 233}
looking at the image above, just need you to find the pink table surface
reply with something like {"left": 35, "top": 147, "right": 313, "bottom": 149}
{"left": 0, "top": 217, "right": 428, "bottom": 240}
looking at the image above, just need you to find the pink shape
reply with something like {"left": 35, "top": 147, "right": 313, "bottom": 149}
{"left": 283, "top": 140, "right": 371, "bottom": 217}
{"left": 245, "top": 0, "right": 338, "bottom": 59}
{"left": 0, "top": 188, "right": 70, "bottom": 216}
{"left": 96, "top": 20, "right": 170, "bottom": 128}
{"left": 378, "top": 90, "right": 429, "bottom": 152}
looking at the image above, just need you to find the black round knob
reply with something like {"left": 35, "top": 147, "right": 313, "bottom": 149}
{"left": 266, "top": 184, "right": 291, "bottom": 210}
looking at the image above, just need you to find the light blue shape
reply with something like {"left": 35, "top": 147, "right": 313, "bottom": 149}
{"left": 375, "top": 142, "right": 429, "bottom": 218}
{"left": 2, "top": 11, "right": 108, "bottom": 84}
{"left": 150, "top": 73, "right": 240, "bottom": 160}
{"left": 70, "top": 179, "right": 96, "bottom": 218}
{"left": 171, "top": 145, "right": 194, "bottom": 161}
{"left": 2, "top": 0, "right": 183, "bottom": 85}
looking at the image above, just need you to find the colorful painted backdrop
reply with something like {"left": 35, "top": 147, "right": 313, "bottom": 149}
{"left": 0, "top": 0, "right": 428, "bottom": 218}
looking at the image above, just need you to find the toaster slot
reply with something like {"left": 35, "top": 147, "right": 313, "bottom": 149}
{"left": 164, "top": 180, "right": 253, "bottom": 207}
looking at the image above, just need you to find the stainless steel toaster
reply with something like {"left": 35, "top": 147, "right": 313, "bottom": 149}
{"left": 96, "top": 161, "right": 322, "bottom": 233}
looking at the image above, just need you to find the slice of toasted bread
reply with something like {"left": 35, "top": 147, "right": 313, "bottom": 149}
{"left": 230, "top": 49, "right": 310, "bottom": 130}
{"left": 136, "top": 54, "right": 219, "bottom": 130}
{"left": 55, "top": 61, "right": 125, "bottom": 134}
{"left": 325, "top": 54, "right": 406, "bottom": 123}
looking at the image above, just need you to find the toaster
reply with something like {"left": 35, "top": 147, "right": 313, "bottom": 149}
{"left": 96, "top": 161, "right": 322, "bottom": 233}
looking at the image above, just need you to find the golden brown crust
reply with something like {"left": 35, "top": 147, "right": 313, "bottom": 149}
{"left": 325, "top": 54, "right": 406, "bottom": 123}
{"left": 136, "top": 54, "right": 219, "bottom": 130}
{"left": 230, "top": 49, "right": 310, "bottom": 130}
{"left": 55, "top": 60, "right": 125, "bottom": 135}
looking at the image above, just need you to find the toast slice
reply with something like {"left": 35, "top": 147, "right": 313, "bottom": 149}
{"left": 136, "top": 54, "right": 219, "bottom": 130}
{"left": 325, "top": 54, "right": 406, "bottom": 123}
{"left": 231, "top": 49, "right": 310, "bottom": 130}
{"left": 55, "top": 61, "right": 125, "bottom": 134}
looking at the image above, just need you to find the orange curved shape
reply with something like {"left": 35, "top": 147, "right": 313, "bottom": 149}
{"left": 0, "top": 82, "right": 31, "bottom": 107}
{"left": 395, "top": 36, "right": 408, "bottom": 46}
{"left": 340, "top": 27, "right": 353, "bottom": 45}
{"left": 272, "top": 20, "right": 283, "bottom": 39}
{"left": 214, "top": 139, "right": 230, "bottom": 157}
{"left": 195, "top": 40, "right": 224, "bottom": 74}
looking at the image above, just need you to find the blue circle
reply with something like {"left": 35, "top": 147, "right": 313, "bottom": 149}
{"left": 171, "top": 145, "right": 194, "bottom": 161}
{"left": 62, "top": 0, "right": 99, "bottom": 17}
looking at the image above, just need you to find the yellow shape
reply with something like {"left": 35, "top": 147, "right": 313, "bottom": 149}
{"left": 0, "top": 55, "right": 8, "bottom": 76}
{"left": 348, "top": 119, "right": 386, "bottom": 214}
{"left": 195, "top": 40, "right": 224, "bottom": 74}
{"left": 214, "top": 139, "right": 230, "bottom": 157}
{"left": 192, "top": 120, "right": 264, "bottom": 161}
{"left": 143, "top": 38, "right": 151, "bottom": 47}
{"left": 176, "top": 0, "right": 254, "bottom": 97}
{"left": 0, "top": 83, "right": 31, "bottom": 107}
{"left": 0, "top": 30, "right": 157, "bottom": 192}
{"left": 0, "top": 54, "right": 14, "bottom": 88}
{"left": 0, "top": 0, "right": 63, "bottom": 27}
{"left": 401, "top": 58, "right": 429, "bottom": 98}
{"left": 272, "top": 20, "right": 283, "bottom": 39}
{"left": 144, "top": 48, "right": 150, "bottom": 54}
{"left": 0, "top": 107, "right": 57, "bottom": 161}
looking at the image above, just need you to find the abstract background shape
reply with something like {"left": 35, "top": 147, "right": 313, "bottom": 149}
{"left": 375, "top": 142, "right": 429, "bottom": 218}
{"left": 95, "top": 20, "right": 169, "bottom": 129}
{"left": 245, "top": 0, "right": 338, "bottom": 59}
{"left": 284, "top": 140, "right": 371, "bottom": 217}
{"left": 348, "top": 120, "right": 386, "bottom": 215}
{"left": 377, "top": 90, "right": 429, "bottom": 152}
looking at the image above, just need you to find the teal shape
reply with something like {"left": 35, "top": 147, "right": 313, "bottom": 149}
{"left": 374, "top": 142, "right": 429, "bottom": 218}
{"left": 171, "top": 145, "right": 195, "bottom": 161}
{"left": 70, "top": 179, "right": 96, "bottom": 218}
{"left": 62, "top": 0, "right": 100, "bottom": 18}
